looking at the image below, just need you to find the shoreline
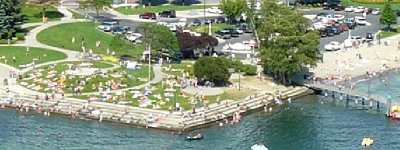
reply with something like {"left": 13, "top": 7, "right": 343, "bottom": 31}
{"left": 0, "top": 86, "right": 314, "bottom": 132}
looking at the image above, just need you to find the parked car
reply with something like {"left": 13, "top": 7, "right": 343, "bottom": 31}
{"left": 215, "top": 30, "right": 231, "bottom": 39}
{"left": 339, "top": 23, "right": 349, "bottom": 31}
{"left": 345, "top": 22, "right": 356, "bottom": 29}
{"left": 371, "top": 8, "right": 381, "bottom": 15}
{"left": 393, "top": 9, "right": 400, "bottom": 16}
{"left": 351, "top": 36, "right": 365, "bottom": 42}
{"left": 204, "top": 17, "right": 214, "bottom": 24}
{"left": 365, "top": 8, "right": 373, "bottom": 14}
{"left": 236, "top": 24, "right": 253, "bottom": 33}
{"left": 314, "top": 22, "right": 327, "bottom": 30}
{"left": 159, "top": 10, "right": 176, "bottom": 18}
{"left": 215, "top": 17, "right": 226, "bottom": 23}
{"left": 207, "top": 6, "right": 223, "bottom": 14}
{"left": 345, "top": 6, "right": 355, "bottom": 12}
{"left": 103, "top": 22, "right": 118, "bottom": 32}
{"left": 326, "top": 29, "right": 335, "bottom": 36}
{"left": 316, "top": 12, "right": 329, "bottom": 19}
{"left": 324, "top": 41, "right": 342, "bottom": 51}
{"left": 224, "top": 28, "right": 240, "bottom": 37}
{"left": 97, "top": 22, "right": 109, "bottom": 30}
{"left": 343, "top": 18, "right": 357, "bottom": 26}
{"left": 354, "top": 6, "right": 365, "bottom": 13}
{"left": 191, "top": 19, "right": 201, "bottom": 26}
{"left": 103, "top": 19, "right": 118, "bottom": 25}
{"left": 334, "top": 5, "right": 345, "bottom": 11}
{"left": 166, "top": 25, "right": 177, "bottom": 32}
{"left": 139, "top": 12, "right": 156, "bottom": 19}
{"left": 242, "top": 40, "right": 258, "bottom": 48}
{"left": 329, "top": 26, "right": 341, "bottom": 35}
{"left": 233, "top": 27, "right": 244, "bottom": 34}
{"left": 366, "top": 32, "right": 374, "bottom": 40}
{"left": 320, "top": 29, "right": 328, "bottom": 37}
{"left": 355, "top": 16, "right": 367, "bottom": 25}
{"left": 111, "top": 26, "right": 124, "bottom": 34}
{"left": 323, "top": 2, "right": 337, "bottom": 10}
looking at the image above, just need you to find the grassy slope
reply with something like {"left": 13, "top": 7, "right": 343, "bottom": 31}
{"left": 0, "top": 46, "right": 67, "bottom": 68}
{"left": 36, "top": 22, "right": 145, "bottom": 57}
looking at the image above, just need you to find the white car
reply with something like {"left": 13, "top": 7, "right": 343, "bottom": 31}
{"left": 126, "top": 35, "right": 139, "bottom": 42}
{"left": 207, "top": 6, "right": 223, "bottom": 14}
{"left": 313, "top": 22, "right": 327, "bottom": 30}
{"left": 324, "top": 41, "right": 342, "bottom": 51}
{"left": 354, "top": 6, "right": 365, "bottom": 13}
{"left": 166, "top": 25, "right": 177, "bottom": 32}
{"left": 371, "top": 8, "right": 381, "bottom": 15}
{"left": 351, "top": 36, "right": 364, "bottom": 42}
{"left": 345, "top": 6, "right": 355, "bottom": 12}
{"left": 355, "top": 16, "right": 367, "bottom": 25}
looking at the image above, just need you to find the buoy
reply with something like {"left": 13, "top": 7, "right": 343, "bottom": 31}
{"left": 361, "top": 137, "right": 374, "bottom": 146}
{"left": 393, "top": 114, "right": 397, "bottom": 120}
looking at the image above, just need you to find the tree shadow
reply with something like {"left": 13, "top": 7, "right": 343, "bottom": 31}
{"left": 32, "top": 10, "right": 64, "bottom": 19}
{"left": 135, "top": 0, "right": 169, "bottom": 6}
{"left": 169, "top": 0, "right": 202, "bottom": 5}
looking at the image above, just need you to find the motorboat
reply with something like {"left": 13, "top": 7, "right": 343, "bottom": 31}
{"left": 361, "top": 137, "right": 374, "bottom": 146}
{"left": 186, "top": 134, "right": 203, "bottom": 141}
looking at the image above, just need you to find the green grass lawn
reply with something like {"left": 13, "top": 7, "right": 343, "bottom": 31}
{"left": 378, "top": 27, "right": 400, "bottom": 39}
{"left": 188, "top": 23, "right": 235, "bottom": 36}
{"left": 20, "top": 62, "right": 154, "bottom": 93}
{"left": 22, "top": 4, "right": 64, "bottom": 23}
{"left": 0, "top": 46, "right": 67, "bottom": 68}
{"left": 36, "top": 22, "right": 145, "bottom": 58}
{"left": 68, "top": 9, "right": 86, "bottom": 19}
{"left": 341, "top": 0, "right": 400, "bottom": 9}
{"left": 161, "top": 62, "right": 194, "bottom": 77}
{"left": 114, "top": 5, "right": 215, "bottom": 15}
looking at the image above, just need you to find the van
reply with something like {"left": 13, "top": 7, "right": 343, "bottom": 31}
{"left": 215, "top": 30, "right": 231, "bottom": 39}
{"left": 159, "top": 10, "right": 176, "bottom": 18}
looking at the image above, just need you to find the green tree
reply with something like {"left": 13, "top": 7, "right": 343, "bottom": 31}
{"left": 27, "top": 0, "right": 59, "bottom": 19}
{"left": 380, "top": 2, "right": 397, "bottom": 29}
{"left": 194, "top": 57, "right": 231, "bottom": 86}
{"left": 79, "top": 0, "right": 111, "bottom": 17}
{"left": 257, "top": 0, "right": 322, "bottom": 85}
{"left": 135, "top": 23, "right": 179, "bottom": 54}
{"left": 0, "top": 0, "right": 24, "bottom": 39}
{"left": 219, "top": 0, "right": 247, "bottom": 23}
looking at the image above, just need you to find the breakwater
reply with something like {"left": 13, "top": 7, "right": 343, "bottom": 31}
{"left": 0, "top": 86, "right": 313, "bottom": 131}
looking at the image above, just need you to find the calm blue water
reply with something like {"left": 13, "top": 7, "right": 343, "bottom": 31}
{"left": 3, "top": 72, "right": 400, "bottom": 150}
{"left": 1, "top": 94, "right": 400, "bottom": 150}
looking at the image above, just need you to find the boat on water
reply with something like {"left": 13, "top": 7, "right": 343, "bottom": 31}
{"left": 251, "top": 142, "right": 268, "bottom": 150}
{"left": 186, "top": 134, "right": 203, "bottom": 141}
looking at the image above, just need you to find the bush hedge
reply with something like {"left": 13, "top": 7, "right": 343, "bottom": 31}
{"left": 16, "top": 33, "right": 25, "bottom": 40}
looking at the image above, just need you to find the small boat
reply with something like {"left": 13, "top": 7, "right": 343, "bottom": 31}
{"left": 186, "top": 134, "right": 203, "bottom": 141}
{"left": 361, "top": 137, "right": 374, "bottom": 146}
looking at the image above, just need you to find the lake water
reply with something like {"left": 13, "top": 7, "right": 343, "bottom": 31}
{"left": 2, "top": 73, "right": 400, "bottom": 150}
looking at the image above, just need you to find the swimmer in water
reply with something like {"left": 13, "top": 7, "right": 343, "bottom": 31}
{"left": 37, "top": 130, "right": 42, "bottom": 135}
{"left": 321, "top": 101, "right": 324, "bottom": 105}
{"left": 58, "top": 133, "right": 63, "bottom": 137}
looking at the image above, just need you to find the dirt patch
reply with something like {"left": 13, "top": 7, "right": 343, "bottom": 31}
{"left": 230, "top": 76, "right": 289, "bottom": 93}
{"left": 222, "top": 88, "right": 257, "bottom": 100}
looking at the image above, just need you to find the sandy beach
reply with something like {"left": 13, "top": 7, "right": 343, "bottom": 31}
{"left": 311, "top": 34, "right": 400, "bottom": 80}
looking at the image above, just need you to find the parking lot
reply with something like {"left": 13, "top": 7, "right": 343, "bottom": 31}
{"left": 304, "top": 9, "right": 400, "bottom": 52}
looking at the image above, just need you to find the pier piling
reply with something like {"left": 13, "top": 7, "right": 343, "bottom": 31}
{"left": 325, "top": 90, "right": 328, "bottom": 97}
{"left": 340, "top": 93, "right": 343, "bottom": 101}
{"left": 377, "top": 101, "right": 380, "bottom": 109}
{"left": 332, "top": 91, "right": 335, "bottom": 99}
{"left": 362, "top": 98, "right": 365, "bottom": 106}
{"left": 386, "top": 96, "right": 392, "bottom": 117}
{"left": 355, "top": 96, "right": 358, "bottom": 105}
{"left": 346, "top": 94, "right": 349, "bottom": 101}
{"left": 370, "top": 99, "right": 373, "bottom": 109}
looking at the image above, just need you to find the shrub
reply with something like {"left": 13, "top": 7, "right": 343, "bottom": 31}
{"left": 16, "top": 33, "right": 25, "bottom": 40}
{"left": 194, "top": 57, "right": 231, "bottom": 85}
{"left": 241, "top": 64, "right": 257, "bottom": 75}
{"left": 307, "top": 4, "right": 312, "bottom": 8}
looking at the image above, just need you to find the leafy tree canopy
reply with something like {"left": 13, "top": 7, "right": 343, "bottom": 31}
{"left": 135, "top": 23, "right": 179, "bottom": 53}
{"left": 257, "top": 0, "right": 322, "bottom": 84}
{"left": 0, "top": 0, "right": 24, "bottom": 39}
{"left": 79, "top": 0, "right": 111, "bottom": 17}
{"left": 219, "top": 0, "right": 247, "bottom": 23}
{"left": 380, "top": 2, "right": 397, "bottom": 28}
{"left": 193, "top": 57, "right": 231, "bottom": 85}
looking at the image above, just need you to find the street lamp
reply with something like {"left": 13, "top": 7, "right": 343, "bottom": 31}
{"left": 238, "top": 69, "right": 241, "bottom": 91}
{"left": 378, "top": 23, "right": 381, "bottom": 44}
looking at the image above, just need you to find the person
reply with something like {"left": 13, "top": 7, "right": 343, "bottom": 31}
{"left": 72, "top": 36, "right": 75, "bottom": 43}
{"left": 197, "top": 133, "right": 202, "bottom": 138}
{"left": 26, "top": 47, "right": 30, "bottom": 56}
{"left": 37, "top": 130, "right": 42, "bottom": 135}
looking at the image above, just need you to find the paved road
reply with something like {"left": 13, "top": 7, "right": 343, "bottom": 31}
{"left": 304, "top": 9, "right": 400, "bottom": 52}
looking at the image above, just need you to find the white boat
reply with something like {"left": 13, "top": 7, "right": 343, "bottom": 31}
{"left": 251, "top": 143, "right": 269, "bottom": 150}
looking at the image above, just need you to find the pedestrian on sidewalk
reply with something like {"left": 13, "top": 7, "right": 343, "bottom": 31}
{"left": 72, "top": 36, "right": 75, "bottom": 43}
{"left": 12, "top": 56, "right": 16, "bottom": 63}
{"left": 7, "top": 38, "right": 11, "bottom": 46}
{"left": 26, "top": 47, "right": 30, "bottom": 56}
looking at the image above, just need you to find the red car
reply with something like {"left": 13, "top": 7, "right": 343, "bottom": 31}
{"left": 139, "top": 12, "right": 156, "bottom": 19}
{"left": 365, "top": 8, "right": 373, "bottom": 14}
{"left": 339, "top": 23, "right": 349, "bottom": 31}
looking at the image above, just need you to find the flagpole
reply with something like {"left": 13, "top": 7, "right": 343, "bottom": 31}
{"left": 148, "top": 44, "right": 151, "bottom": 85}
